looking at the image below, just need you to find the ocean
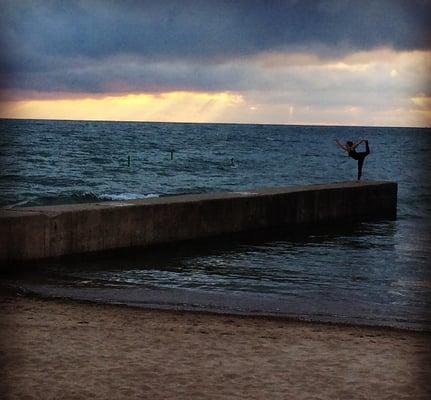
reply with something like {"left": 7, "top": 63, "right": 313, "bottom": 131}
{"left": 1, "top": 118, "right": 430, "bottom": 330}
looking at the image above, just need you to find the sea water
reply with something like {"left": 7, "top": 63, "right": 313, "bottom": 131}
{"left": 1, "top": 119, "right": 430, "bottom": 330}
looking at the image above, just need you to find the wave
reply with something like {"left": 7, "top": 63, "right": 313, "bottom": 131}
{"left": 98, "top": 193, "right": 159, "bottom": 201}
{"left": 6, "top": 191, "right": 160, "bottom": 208}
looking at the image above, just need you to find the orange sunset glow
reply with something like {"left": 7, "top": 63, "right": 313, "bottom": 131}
{"left": 1, "top": 47, "right": 429, "bottom": 127}
{"left": 0, "top": 92, "right": 244, "bottom": 123}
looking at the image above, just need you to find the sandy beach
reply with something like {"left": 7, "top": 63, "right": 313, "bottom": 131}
{"left": 0, "top": 292, "right": 430, "bottom": 400}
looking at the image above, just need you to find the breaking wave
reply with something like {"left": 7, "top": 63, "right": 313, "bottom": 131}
{"left": 6, "top": 191, "right": 160, "bottom": 208}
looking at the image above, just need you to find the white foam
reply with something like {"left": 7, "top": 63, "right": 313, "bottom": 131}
{"left": 232, "top": 191, "right": 258, "bottom": 196}
{"left": 99, "top": 193, "right": 159, "bottom": 201}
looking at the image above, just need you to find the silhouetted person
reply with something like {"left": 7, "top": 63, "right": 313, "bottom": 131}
{"left": 335, "top": 138, "right": 370, "bottom": 180}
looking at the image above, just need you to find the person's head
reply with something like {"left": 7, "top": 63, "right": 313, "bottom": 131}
{"left": 346, "top": 141, "right": 354, "bottom": 147}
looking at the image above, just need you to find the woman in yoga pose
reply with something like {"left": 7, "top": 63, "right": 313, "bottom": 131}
{"left": 335, "top": 138, "right": 370, "bottom": 180}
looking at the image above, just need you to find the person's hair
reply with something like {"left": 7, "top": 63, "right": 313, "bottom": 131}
{"left": 346, "top": 141, "right": 354, "bottom": 147}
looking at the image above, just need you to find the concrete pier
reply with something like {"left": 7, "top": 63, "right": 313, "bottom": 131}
{"left": 0, "top": 181, "right": 397, "bottom": 262}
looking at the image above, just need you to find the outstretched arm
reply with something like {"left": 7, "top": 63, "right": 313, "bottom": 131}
{"left": 335, "top": 138, "right": 347, "bottom": 151}
{"left": 351, "top": 139, "right": 365, "bottom": 150}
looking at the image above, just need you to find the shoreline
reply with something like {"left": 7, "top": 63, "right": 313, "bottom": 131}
{"left": 6, "top": 283, "right": 430, "bottom": 333}
{"left": 1, "top": 290, "right": 430, "bottom": 399}
{"left": 12, "top": 285, "right": 431, "bottom": 334}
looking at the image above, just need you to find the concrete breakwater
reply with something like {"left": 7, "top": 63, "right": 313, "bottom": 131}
{"left": 0, "top": 181, "right": 397, "bottom": 262}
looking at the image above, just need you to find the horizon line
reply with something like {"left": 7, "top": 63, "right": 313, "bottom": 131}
{"left": 0, "top": 117, "right": 428, "bottom": 130}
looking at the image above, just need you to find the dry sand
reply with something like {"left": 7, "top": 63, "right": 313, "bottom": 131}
{"left": 0, "top": 293, "right": 430, "bottom": 400}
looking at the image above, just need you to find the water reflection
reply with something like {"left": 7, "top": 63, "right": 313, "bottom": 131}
{"left": 4, "top": 219, "right": 430, "bottom": 330}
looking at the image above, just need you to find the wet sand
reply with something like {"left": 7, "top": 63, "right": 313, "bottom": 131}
{"left": 1, "top": 293, "right": 430, "bottom": 400}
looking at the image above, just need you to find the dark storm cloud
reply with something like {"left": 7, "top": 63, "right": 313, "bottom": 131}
{"left": 0, "top": 0, "right": 430, "bottom": 93}
{"left": 2, "top": 0, "right": 431, "bottom": 60}
{"left": 0, "top": 60, "right": 246, "bottom": 94}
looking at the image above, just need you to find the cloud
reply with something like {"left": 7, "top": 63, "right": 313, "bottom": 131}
{"left": 3, "top": 49, "right": 430, "bottom": 97}
{"left": 1, "top": 1, "right": 430, "bottom": 88}
{"left": 2, "top": 49, "right": 430, "bottom": 126}
{"left": 0, "top": 1, "right": 429, "bottom": 126}
{"left": 1, "top": 1, "right": 430, "bottom": 69}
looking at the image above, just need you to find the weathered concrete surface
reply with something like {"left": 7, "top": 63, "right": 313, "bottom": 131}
{"left": 0, "top": 181, "right": 397, "bottom": 262}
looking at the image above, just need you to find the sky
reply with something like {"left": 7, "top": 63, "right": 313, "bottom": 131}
{"left": 0, "top": 0, "right": 430, "bottom": 127}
